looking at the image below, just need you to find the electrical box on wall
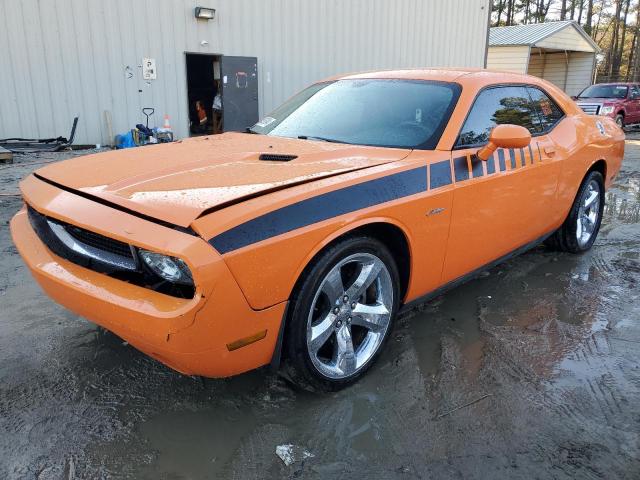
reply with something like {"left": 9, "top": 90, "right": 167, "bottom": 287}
{"left": 142, "top": 58, "right": 157, "bottom": 80}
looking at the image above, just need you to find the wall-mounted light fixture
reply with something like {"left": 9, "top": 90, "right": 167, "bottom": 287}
{"left": 195, "top": 7, "right": 215, "bottom": 20}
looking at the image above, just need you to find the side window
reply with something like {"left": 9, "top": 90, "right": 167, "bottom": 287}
{"left": 630, "top": 85, "right": 640, "bottom": 99}
{"left": 456, "top": 86, "right": 539, "bottom": 147}
{"left": 527, "top": 87, "right": 564, "bottom": 132}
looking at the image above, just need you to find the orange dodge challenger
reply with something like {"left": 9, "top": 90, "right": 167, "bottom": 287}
{"left": 11, "top": 69, "right": 624, "bottom": 390}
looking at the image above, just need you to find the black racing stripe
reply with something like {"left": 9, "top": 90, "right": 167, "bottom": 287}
{"left": 430, "top": 160, "right": 452, "bottom": 189}
{"left": 519, "top": 148, "right": 526, "bottom": 167}
{"left": 509, "top": 148, "right": 517, "bottom": 169}
{"left": 471, "top": 155, "right": 484, "bottom": 178}
{"left": 453, "top": 156, "right": 469, "bottom": 182}
{"left": 528, "top": 144, "right": 535, "bottom": 165}
{"left": 486, "top": 153, "right": 496, "bottom": 174}
{"left": 210, "top": 167, "right": 428, "bottom": 254}
{"left": 497, "top": 149, "right": 506, "bottom": 171}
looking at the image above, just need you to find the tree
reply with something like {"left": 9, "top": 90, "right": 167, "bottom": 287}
{"left": 625, "top": 1, "right": 640, "bottom": 80}
{"left": 584, "top": 0, "right": 595, "bottom": 34}
{"left": 494, "top": 0, "right": 506, "bottom": 25}
{"left": 613, "top": 0, "right": 632, "bottom": 77}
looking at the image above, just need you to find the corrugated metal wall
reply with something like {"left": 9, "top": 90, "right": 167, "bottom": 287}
{"left": 0, "top": 0, "right": 490, "bottom": 145}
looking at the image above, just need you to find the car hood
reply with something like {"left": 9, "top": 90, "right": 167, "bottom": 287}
{"left": 35, "top": 133, "right": 410, "bottom": 228}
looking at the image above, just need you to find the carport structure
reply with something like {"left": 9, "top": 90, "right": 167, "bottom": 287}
{"left": 487, "top": 20, "right": 601, "bottom": 96}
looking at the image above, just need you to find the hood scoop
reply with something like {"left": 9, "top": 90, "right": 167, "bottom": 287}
{"left": 259, "top": 153, "right": 298, "bottom": 162}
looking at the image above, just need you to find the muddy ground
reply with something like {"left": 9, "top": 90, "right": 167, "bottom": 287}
{"left": 1, "top": 139, "right": 639, "bottom": 480}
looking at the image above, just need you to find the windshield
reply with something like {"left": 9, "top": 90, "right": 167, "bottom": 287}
{"left": 578, "top": 84, "right": 628, "bottom": 99}
{"left": 250, "top": 79, "right": 461, "bottom": 149}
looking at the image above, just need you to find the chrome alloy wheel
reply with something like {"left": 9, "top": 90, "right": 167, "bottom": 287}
{"left": 306, "top": 253, "right": 393, "bottom": 380}
{"left": 576, "top": 179, "right": 601, "bottom": 247}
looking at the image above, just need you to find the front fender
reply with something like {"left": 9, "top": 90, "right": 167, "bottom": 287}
{"left": 286, "top": 216, "right": 414, "bottom": 299}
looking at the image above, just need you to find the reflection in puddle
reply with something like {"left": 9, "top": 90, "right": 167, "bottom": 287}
{"left": 606, "top": 192, "right": 640, "bottom": 223}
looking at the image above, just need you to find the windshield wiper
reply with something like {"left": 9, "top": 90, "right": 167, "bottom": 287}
{"left": 297, "top": 135, "right": 348, "bottom": 144}
{"left": 245, "top": 127, "right": 260, "bottom": 134}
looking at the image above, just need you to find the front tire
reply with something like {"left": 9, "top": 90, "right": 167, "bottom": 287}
{"left": 545, "top": 170, "right": 605, "bottom": 253}
{"left": 615, "top": 114, "right": 624, "bottom": 128}
{"left": 284, "top": 236, "right": 400, "bottom": 391}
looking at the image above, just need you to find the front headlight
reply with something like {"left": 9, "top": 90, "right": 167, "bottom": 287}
{"left": 600, "top": 105, "right": 615, "bottom": 115}
{"left": 139, "top": 249, "right": 193, "bottom": 286}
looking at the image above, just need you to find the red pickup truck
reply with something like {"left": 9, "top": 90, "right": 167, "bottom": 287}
{"left": 575, "top": 82, "right": 640, "bottom": 128}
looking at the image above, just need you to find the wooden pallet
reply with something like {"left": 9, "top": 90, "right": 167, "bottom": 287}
{"left": 0, "top": 147, "right": 13, "bottom": 164}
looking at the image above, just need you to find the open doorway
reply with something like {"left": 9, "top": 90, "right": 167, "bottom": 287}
{"left": 185, "top": 53, "right": 223, "bottom": 136}
{"left": 185, "top": 53, "right": 260, "bottom": 136}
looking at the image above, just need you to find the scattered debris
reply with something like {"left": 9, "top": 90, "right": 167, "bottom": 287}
{"left": 66, "top": 456, "right": 75, "bottom": 480}
{"left": 115, "top": 109, "right": 173, "bottom": 148}
{"left": 0, "top": 117, "right": 78, "bottom": 153}
{"left": 275, "top": 444, "right": 314, "bottom": 466}
{"left": 0, "top": 146, "right": 13, "bottom": 164}
{"left": 435, "top": 393, "right": 493, "bottom": 419}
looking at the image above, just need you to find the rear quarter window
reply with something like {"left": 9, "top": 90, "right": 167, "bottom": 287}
{"left": 456, "top": 84, "right": 565, "bottom": 148}
{"left": 527, "top": 87, "right": 564, "bottom": 132}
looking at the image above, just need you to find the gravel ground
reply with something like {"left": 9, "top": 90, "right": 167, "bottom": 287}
{"left": 0, "top": 141, "right": 639, "bottom": 479}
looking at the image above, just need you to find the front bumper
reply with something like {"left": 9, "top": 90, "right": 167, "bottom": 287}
{"left": 10, "top": 175, "right": 286, "bottom": 377}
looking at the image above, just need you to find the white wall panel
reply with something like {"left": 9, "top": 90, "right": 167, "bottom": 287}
{"left": 486, "top": 46, "right": 530, "bottom": 73}
{"left": 565, "top": 52, "right": 596, "bottom": 96}
{"left": 0, "top": 0, "right": 490, "bottom": 144}
{"left": 538, "top": 53, "right": 568, "bottom": 90}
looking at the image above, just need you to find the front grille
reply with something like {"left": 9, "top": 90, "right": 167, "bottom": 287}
{"left": 64, "top": 224, "right": 132, "bottom": 258}
{"left": 578, "top": 104, "right": 601, "bottom": 115}
{"left": 26, "top": 205, "right": 194, "bottom": 298}
{"left": 27, "top": 205, "right": 136, "bottom": 272}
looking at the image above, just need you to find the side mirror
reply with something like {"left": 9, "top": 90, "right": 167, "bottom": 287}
{"left": 477, "top": 124, "right": 531, "bottom": 161}
{"left": 571, "top": 95, "right": 578, "bottom": 100}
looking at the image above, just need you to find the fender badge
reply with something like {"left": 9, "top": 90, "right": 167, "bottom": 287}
{"left": 426, "top": 207, "right": 445, "bottom": 216}
{"left": 596, "top": 121, "right": 606, "bottom": 136}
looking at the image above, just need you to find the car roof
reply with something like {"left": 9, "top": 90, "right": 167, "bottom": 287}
{"left": 330, "top": 67, "right": 559, "bottom": 89}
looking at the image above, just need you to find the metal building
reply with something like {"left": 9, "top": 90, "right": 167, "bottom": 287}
{"left": 0, "top": 0, "right": 491, "bottom": 145}
{"left": 487, "top": 21, "right": 600, "bottom": 96}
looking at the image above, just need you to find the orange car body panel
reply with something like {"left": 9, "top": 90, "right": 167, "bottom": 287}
{"left": 35, "top": 134, "right": 410, "bottom": 228}
{"left": 10, "top": 69, "right": 624, "bottom": 377}
{"left": 11, "top": 176, "right": 286, "bottom": 377}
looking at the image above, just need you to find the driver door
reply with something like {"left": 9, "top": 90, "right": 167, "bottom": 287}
{"left": 441, "top": 85, "right": 562, "bottom": 283}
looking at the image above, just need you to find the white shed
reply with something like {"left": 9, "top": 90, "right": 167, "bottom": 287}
{"left": 487, "top": 20, "right": 600, "bottom": 96}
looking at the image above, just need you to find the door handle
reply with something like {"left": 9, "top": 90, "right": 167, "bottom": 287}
{"left": 544, "top": 146, "right": 556, "bottom": 155}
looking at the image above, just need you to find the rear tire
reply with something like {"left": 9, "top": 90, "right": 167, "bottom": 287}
{"left": 545, "top": 170, "right": 605, "bottom": 253}
{"left": 284, "top": 236, "right": 400, "bottom": 391}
